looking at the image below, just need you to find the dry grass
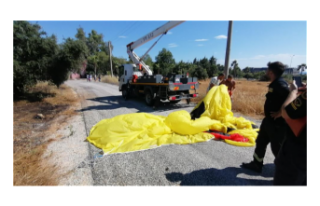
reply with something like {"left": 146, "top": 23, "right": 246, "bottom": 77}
{"left": 192, "top": 79, "right": 269, "bottom": 119}
{"left": 101, "top": 75, "right": 119, "bottom": 85}
{"left": 13, "top": 81, "right": 79, "bottom": 185}
{"left": 191, "top": 79, "right": 210, "bottom": 103}
{"left": 232, "top": 80, "right": 269, "bottom": 119}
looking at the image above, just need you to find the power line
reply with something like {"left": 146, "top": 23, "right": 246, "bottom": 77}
{"left": 110, "top": 21, "right": 138, "bottom": 43}
{"left": 111, "top": 21, "right": 146, "bottom": 63}
{"left": 117, "top": 20, "right": 140, "bottom": 35}
{"left": 112, "top": 20, "right": 138, "bottom": 41}
{"left": 111, "top": 21, "right": 146, "bottom": 54}
{"left": 108, "top": 21, "right": 135, "bottom": 42}
{"left": 127, "top": 21, "right": 144, "bottom": 39}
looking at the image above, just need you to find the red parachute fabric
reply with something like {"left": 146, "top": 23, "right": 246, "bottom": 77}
{"left": 206, "top": 131, "right": 249, "bottom": 142}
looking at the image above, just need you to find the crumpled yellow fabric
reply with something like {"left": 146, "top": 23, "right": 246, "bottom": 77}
{"left": 87, "top": 85, "right": 259, "bottom": 154}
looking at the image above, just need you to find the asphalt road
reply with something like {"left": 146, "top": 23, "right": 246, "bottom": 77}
{"left": 66, "top": 79, "right": 275, "bottom": 186}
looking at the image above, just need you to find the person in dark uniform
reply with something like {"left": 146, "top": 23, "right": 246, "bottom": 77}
{"left": 273, "top": 82, "right": 306, "bottom": 185}
{"left": 241, "top": 61, "right": 290, "bottom": 173}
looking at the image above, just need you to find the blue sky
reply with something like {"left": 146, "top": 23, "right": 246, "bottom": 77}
{"left": 29, "top": 20, "right": 307, "bottom": 69}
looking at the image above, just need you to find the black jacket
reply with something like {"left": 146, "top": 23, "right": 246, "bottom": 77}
{"left": 285, "top": 90, "right": 307, "bottom": 146}
{"left": 264, "top": 77, "right": 290, "bottom": 123}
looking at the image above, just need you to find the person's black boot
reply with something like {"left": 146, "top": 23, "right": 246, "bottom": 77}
{"left": 241, "top": 160, "right": 263, "bottom": 173}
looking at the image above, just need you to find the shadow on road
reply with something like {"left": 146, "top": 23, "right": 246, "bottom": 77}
{"left": 77, "top": 95, "right": 195, "bottom": 113}
{"left": 165, "top": 163, "right": 275, "bottom": 186}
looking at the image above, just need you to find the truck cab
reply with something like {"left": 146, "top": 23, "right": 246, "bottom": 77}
{"left": 118, "top": 64, "right": 142, "bottom": 91}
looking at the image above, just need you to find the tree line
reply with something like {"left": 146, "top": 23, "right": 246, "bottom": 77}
{"left": 13, "top": 21, "right": 126, "bottom": 98}
{"left": 14, "top": 21, "right": 307, "bottom": 98}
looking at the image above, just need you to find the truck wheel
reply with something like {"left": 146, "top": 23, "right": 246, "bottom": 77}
{"left": 122, "top": 88, "right": 128, "bottom": 100}
{"left": 134, "top": 87, "right": 141, "bottom": 97}
{"left": 145, "top": 90, "right": 154, "bottom": 106}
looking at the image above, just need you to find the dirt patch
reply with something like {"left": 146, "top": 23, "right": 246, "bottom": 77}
{"left": 13, "top": 82, "right": 80, "bottom": 185}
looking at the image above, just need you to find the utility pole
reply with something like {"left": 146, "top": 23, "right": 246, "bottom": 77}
{"left": 290, "top": 54, "right": 295, "bottom": 68}
{"left": 224, "top": 21, "right": 233, "bottom": 77}
{"left": 108, "top": 41, "right": 114, "bottom": 77}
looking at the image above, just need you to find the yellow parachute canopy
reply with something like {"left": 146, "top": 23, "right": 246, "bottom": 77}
{"left": 87, "top": 85, "right": 258, "bottom": 154}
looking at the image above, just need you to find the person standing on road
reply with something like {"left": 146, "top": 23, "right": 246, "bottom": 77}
{"left": 241, "top": 61, "right": 290, "bottom": 173}
{"left": 207, "top": 73, "right": 225, "bottom": 93}
{"left": 273, "top": 82, "right": 307, "bottom": 185}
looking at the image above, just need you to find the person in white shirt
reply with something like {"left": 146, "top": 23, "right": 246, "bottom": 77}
{"left": 207, "top": 73, "right": 225, "bottom": 93}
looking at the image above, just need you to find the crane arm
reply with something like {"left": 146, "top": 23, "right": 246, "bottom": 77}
{"left": 126, "top": 21, "right": 185, "bottom": 75}
{"left": 127, "top": 21, "right": 184, "bottom": 50}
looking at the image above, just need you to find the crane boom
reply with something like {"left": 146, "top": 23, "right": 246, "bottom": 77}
{"left": 126, "top": 21, "right": 185, "bottom": 75}
{"left": 127, "top": 21, "right": 184, "bottom": 50}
